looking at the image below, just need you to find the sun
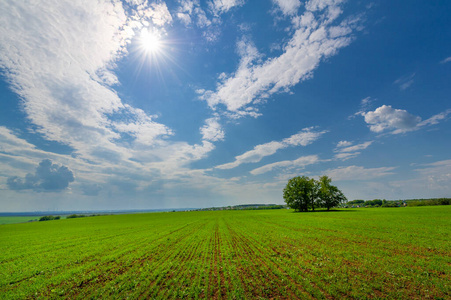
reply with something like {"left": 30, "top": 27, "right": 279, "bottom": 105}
{"left": 140, "top": 28, "right": 162, "bottom": 53}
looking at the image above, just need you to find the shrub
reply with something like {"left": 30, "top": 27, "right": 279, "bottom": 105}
{"left": 39, "top": 215, "right": 60, "bottom": 221}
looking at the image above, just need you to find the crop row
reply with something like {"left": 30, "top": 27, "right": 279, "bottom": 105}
{"left": 0, "top": 207, "right": 449, "bottom": 299}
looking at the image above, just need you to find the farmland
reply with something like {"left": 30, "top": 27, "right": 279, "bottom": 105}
{"left": 0, "top": 206, "right": 450, "bottom": 299}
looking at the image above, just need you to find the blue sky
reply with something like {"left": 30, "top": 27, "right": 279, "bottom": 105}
{"left": 0, "top": 0, "right": 450, "bottom": 211}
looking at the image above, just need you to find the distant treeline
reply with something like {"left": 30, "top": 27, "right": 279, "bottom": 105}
{"left": 196, "top": 204, "right": 286, "bottom": 211}
{"left": 67, "top": 214, "right": 103, "bottom": 219}
{"left": 404, "top": 198, "right": 450, "bottom": 206}
{"left": 345, "top": 198, "right": 450, "bottom": 208}
{"left": 38, "top": 214, "right": 104, "bottom": 221}
{"left": 39, "top": 215, "right": 60, "bottom": 221}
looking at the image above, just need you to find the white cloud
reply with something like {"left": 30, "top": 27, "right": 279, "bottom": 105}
{"left": 200, "top": 117, "right": 225, "bottom": 142}
{"left": 177, "top": 12, "right": 192, "bottom": 25}
{"left": 0, "top": 1, "right": 222, "bottom": 188}
{"left": 380, "top": 159, "right": 451, "bottom": 199}
{"left": 336, "top": 140, "right": 352, "bottom": 147}
{"left": 361, "top": 105, "right": 450, "bottom": 134}
{"left": 305, "top": 0, "right": 345, "bottom": 12}
{"left": 142, "top": 2, "right": 173, "bottom": 26}
{"left": 394, "top": 73, "right": 415, "bottom": 91}
{"left": 283, "top": 127, "right": 327, "bottom": 146}
{"left": 334, "top": 152, "right": 360, "bottom": 161}
{"left": 199, "top": 0, "right": 359, "bottom": 115}
{"left": 0, "top": 0, "right": 177, "bottom": 161}
{"left": 413, "top": 159, "right": 451, "bottom": 191}
{"left": 210, "top": 0, "right": 245, "bottom": 15}
{"left": 440, "top": 56, "right": 451, "bottom": 64}
{"left": 216, "top": 141, "right": 285, "bottom": 170}
{"left": 362, "top": 105, "right": 420, "bottom": 134}
{"left": 419, "top": 109, "right": 451, "bottom": 127}
{"left": 215, "top": 127, "right": 326, "bottom": 169}
{"left": 337, "top": 141, "right": 372, "bottom": 153}
{"left": 250, "top": 155, "right": 319, "bottom": 175}
{"left": 176, "top": 0, "right": 195, "bottom": 25}
{"left": 334, "top": 141, "right": 372, "bottom": 161}
{"left": 325, "top": 165, "right": 396, "bottom": 181}
{"left": 272, "top": 0, "right": 301, "bottom": 16}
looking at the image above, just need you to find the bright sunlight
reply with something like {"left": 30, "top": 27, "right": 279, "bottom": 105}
{"left": 140, "top": 28, "right": 162, "bottom": 53}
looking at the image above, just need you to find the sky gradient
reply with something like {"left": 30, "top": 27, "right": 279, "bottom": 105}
{"left": 1, "top": 0, "right": 450, "bottom": 211}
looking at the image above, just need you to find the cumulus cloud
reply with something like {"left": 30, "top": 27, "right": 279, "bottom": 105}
{"left": 361, "top": 105, "right": 451, "bottom": 134}
{"left": 200, "top": 117, "right": 225, "bottom": 142}
{"left": 250, "top": 155, "right": 319, "bottom": 175}
{"left": 215, "top": 127, "right": 326, "bottom": 169}
{"left": 0, "top": 0, "right": 176, "bottom": 162}
{"left": 7, "top": 159, "right": 74, "bottom": 191}
{"left": 325, "top": 165, "right": 396, "bottom": 181}
{"left": 0, "top": 0, "right": 223, "bottom": 178}
{"left": 198, "top": 0, "right": 361, "bottom": 116}
{"left": 272, "top": 0, "right": 301, "bottom": 15}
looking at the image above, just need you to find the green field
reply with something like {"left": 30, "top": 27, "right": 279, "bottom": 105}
{"left": 0, "top": 207, "right": 449, "bottom": 299}
{"left": 0, "top": 216, "right": 40, "bottom": 225}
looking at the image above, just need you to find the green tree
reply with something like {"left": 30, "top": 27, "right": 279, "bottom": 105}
{"left": 317, "top": 176, "right": 347, "bottom": 210}
{"left": 283, "top": 176, "right": 317, "bottom": 212}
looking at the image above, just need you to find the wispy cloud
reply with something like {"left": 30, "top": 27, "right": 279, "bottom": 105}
{"left": 440, "top": 56, "right": 451, "bottom": 64}
{"left": 394, "top": 73, "right": 415, "bottom": 90}
{"left": 198, "top": 0, "right": 361, "bottom": 117}
{"left": 250, "top": 155, "right": 319, "bottom": 175}
{"left": 334, "top": 141, "right": 373, "bottom": 160}
{"left": 350, "top": 96, "right": 376, "bottom": 118}
{"left": 336, "top": 140, "right": 352, "bottom": 148}
{"left": 325, "top": 165, "right": 396, "bottom": 181}
{"left": 215, "top": 127, "right": 326, "bottom": 170}
{"left": 175, "top": 0, "right": 242, "bottom": 41}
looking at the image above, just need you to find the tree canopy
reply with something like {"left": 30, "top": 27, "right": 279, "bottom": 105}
{"left": 283, "top": 176, "right": 346, "bottom": 211}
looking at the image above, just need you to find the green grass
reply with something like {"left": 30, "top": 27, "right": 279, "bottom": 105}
{"left": 0, "top": 216, "right": 41, "bottom": 225}
{"left": 0, "top": 206, "right": 449, "bottom": 299}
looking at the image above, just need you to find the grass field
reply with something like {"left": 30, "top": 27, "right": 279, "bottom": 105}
{"left": 0, "top": 216, "right": 40, "bottom": 225}
{"left": 0, "top": 206, "right": 449, "bottom": 299}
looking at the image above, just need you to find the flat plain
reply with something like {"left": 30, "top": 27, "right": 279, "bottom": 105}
{"left": 0, "top": 206, "right": 449, "bottom": 299}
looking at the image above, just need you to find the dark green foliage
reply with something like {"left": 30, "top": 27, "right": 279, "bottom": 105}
{"left": 344, "top": 198, "right": 450, "bottom": 208}
{"left": 196, "top": 204, "right": 286, "bottom": 211}
{"left": 406, "top": 198, "right": 450, "bottom": 206}
{"left": 66, "top": 214, "right": 87, "bottom": 219}
{"left": 347, "top": 200, "right": 365, "bottom": 205}
{"left": 283, "top": 176, "right": 317, "bottom": 212}
{"left": 38, "top": 215, "right": 60, "bottom": 221}
{"left": 283, "top": 176, "right": 345, "bottom": 211}
{"left": 317, "top": 176, "right": 347, "bottom": 210}
{"left": 365, "top": 199, "right": 383, "bottom": 206}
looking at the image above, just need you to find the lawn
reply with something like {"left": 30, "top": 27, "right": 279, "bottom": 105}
{"left": 0, "top": 206, "right": 449, "bottom": 299}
